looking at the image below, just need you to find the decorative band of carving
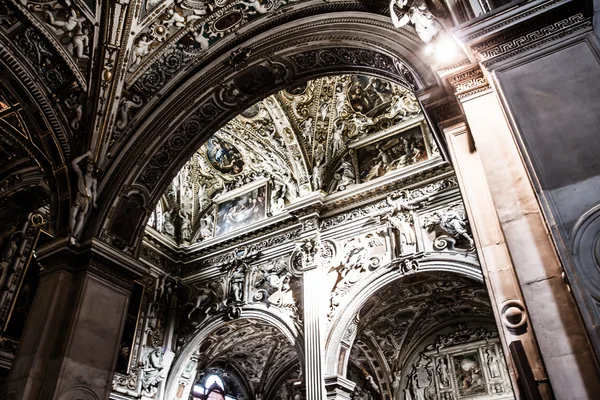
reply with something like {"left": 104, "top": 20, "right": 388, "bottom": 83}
{"left": 474, "top": 14, "right": 590, "bottom": 65}
{"left": 448, "top": 67, "right": 491, "bottom": 101}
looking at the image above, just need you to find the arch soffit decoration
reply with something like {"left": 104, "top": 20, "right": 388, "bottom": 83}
{"left": 0, "top": 46, "right": 72, "bottom": 228}
{"left": 93, "top": 14, "right": 439, "bottom": 242}
{"left": 325, "top": 256, "right": 484, "bottom": 376}
{"left": 165, "top": 306, "right": 303, "bottom": 399}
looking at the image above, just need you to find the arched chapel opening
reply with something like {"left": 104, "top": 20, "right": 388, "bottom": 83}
{"left": 1, "top": 0, "right": 600, "bottom": 399}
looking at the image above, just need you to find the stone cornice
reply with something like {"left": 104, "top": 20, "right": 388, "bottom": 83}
{"left": 36, "top": 237, "right": 147, "bottom": 290}
{"left": 453, "top": 0, "right": 592, "bottom": 68}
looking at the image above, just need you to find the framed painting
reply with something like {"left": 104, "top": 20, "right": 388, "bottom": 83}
{"left": 214, "top": 181, "right": 268, "bottom": 236}
{"left": 451, "top": 350, "right": 487, "bottom": 398}
{"left": 353, "top": 121, "right": 431, "bottom": 183}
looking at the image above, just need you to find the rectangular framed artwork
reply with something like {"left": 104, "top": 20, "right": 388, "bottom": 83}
{"left": 214, "top": 180, "right": 268, "bottom": 236}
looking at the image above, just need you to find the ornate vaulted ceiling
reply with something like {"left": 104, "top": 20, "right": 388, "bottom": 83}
{"left": 146, "top": 73, "right": 437, "bottom": 245}
{"left": 189, "top": 318, "right": 300, "bottom": 399}
{"left": 0, "top": 0, "right": 438, "bottom": 242}
{"left": 348, "top": 272, "right": 495, "bottom": 397}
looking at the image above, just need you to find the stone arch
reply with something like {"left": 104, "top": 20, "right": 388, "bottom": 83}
{"left": 165, "top": 305, "right": 303, "bottom": 400}
{"left": 89, "top": 12, "right": 441, "bottom": 249}
{"left": 0, "top": 46, "right": 72, "bottom": 232}
{"left": 325, "top": 254, "right": 484, "bottom": 377}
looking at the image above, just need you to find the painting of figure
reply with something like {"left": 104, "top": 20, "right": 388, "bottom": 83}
{"left": 215, "top": 186, "right": 267, "bottom": 236}
{"left": 452, "top": 351, "right": 487, "bottom": 398}
{"left": 356, "top": 125, "right": 428, "bottom": 183}
{"left": 205, "top": 136, "right": 245, "bottom": 175}
{"left": 347, "top": 75, "right": 394, "bottom": 117}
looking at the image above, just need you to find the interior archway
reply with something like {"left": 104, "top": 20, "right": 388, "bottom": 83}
{"left": 341, "top": 271, "right": 513, "bottom": 400}
{"left": 88, "top": 14, "right": 444, "bottom": 249}
{"left": 165, "top": 313, "right": 302, "bottom": 400}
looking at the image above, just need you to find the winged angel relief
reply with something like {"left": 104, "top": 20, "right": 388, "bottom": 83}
{"left": 389, "top": 0, "right": 448, "bottom": 43}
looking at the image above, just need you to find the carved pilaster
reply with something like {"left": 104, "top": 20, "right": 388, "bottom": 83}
{"left": 448, "top": 67, "right": 491, "bottom": 101}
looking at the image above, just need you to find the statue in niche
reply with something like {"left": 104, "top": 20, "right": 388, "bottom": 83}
{"left": 375, "top": 193, "right": 421, "bottom": 254}
{"left": 300, "top": 117, "right": 313, "bottom": 147}
{"left": 331, "top": 160, "right": 355, "bottom": 192}
{"left": 179, "top": 210, "right": 191, "bottom": 241}
{"left": 140, "top": 348, "right": 175, "bottom": 397}
{"left": 228, "top": 252, "right": 249, "bottom": 304}
{"left": 319, "top": 102, "right": 329, "bottom": 121}
{"left": 335, "top": 85, "right": 346, "bottom": 117}
{"left": 270, "top": 183, "right": 287, "bottom": 214}
{"left": 0, "top": 232, "right": 22, "bottom": 289}
{"left": 69, "top": 151, "right": 98, "bottom": 244}
{"left": 312, "top": 161, "right": 325, "bottom": 191}
{"left": 197, "top": 183, "right": 208, "bottom": 211}
{"left": 331, "top": 119, "right": 345, "bottom": 155}
{"left": 314, "top": 141, "right": 325, "bottom": 166}
{"left": 199, "top": 212, "right": 214, "bottom": 239}
{"left": 162, "top": 209, "right": 176, "bottom": 237}
{"left": 384, "top": 209, "right": 416, "bottom": 254}
{"left": 436, "top": 358, "right": 450, "bottom": 387}
{"left": 230, "top": 265, "right": 245, "bottom": 303}
{"left": 389, "top": 0, "right": 443, "bottom": 43}
{"left": 485, "top": 349, "right": 501, "bottom": 378}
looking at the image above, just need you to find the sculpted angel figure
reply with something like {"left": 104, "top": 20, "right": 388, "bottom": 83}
{"left": 45, "top": 8, "right": 85, "bottom": 34}
{"left": 69, "top": 151, "right": 98, "bottom": 243}
{"left": 64, "top": 94, "right": 82, "bottom": 130}
{"left": 389, "top": 0, "right": 443, "bottom": 43}
{"left": 177, "top": 0, "right": 210, "bottom": 16}
{"left": 129, "top": 34, "right": 154, "bottom": 72}
{"left": 71, "top": 26, "right": 90, "bottom": 60}
{"left": 240, "top": 0, "right": 271, "bottom": 15}
{"left": 192, "top": 24, "right": 217, "bottom": 51}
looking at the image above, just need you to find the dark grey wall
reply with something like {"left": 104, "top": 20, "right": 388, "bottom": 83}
{"left": 495, "top": 32, "right": 600, "bottom": 357}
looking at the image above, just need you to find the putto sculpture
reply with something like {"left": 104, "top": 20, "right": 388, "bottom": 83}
{"left": 389, "top": 0, "right": 443, "bottom": 43}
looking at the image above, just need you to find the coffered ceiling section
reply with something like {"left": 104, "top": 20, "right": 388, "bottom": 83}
{"left": 147, "top": 73, "right": 439, "bottom": 245}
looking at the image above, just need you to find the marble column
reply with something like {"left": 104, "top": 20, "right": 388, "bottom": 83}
{"left": 441, "top": 67, "right": 600, "bottom": 398}
{"left": 3, "top": 239, "right": 143, "bottom": 400}
{"left": 302, "top": 265, "right": 328, "bottom": 400}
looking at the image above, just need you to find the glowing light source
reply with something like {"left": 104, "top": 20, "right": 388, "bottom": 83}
{"left": 434, "top": 36, "right": 460, "bottom": 63}
{"left": 205, "top": 374, "right": 224, "bottom": 390}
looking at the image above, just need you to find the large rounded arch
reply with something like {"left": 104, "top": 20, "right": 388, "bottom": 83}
{"left": 88, "top": 12, "right": 441, "bottom": 250}
{"left": 165, "top": 305, "right": 303, "bottom": 400}
{"left": 0, "top": 45, "right": 72, "bottom": 233}
{"left": 325, "top": 254, "right": 485, "bottom": 377}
